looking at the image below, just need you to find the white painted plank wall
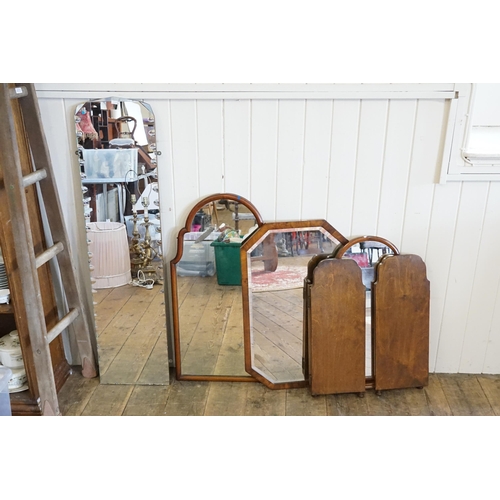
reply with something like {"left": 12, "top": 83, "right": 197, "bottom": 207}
{"left": 35, "top": 85, "right": 500, "bottom": 375}
{"left": 351, "top": 100, "right": 388, "bottom": 236}
{"left": 327, "top": 100, "right": 360, "bottom": 236}
{"left": 301, "top": 100, "right": 333, "bottom": 220}
{"left": 276, "top": 100, "right": 305, "bottom": 221}
{"left": 250, "top": 100, "right": 278, "bottom": 219}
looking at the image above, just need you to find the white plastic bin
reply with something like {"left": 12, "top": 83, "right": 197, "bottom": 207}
{"left": 82, "top": 148, "right": 138, "bottom": 182}
{"left": 0, "top": 366, "right": 12, "bottom": 416}
{"left": 177, "top": 232, "right": 220, "bottom": 277}
{"left": 87, "top": 222, "right": 132, "bottom": 289}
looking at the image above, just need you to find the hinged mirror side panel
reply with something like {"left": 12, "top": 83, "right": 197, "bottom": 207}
{"left": 372, "top": 254, "right": 430, "bottom": 391}
{"left": 309, "top": 258, "right": 366, "bottom": 396}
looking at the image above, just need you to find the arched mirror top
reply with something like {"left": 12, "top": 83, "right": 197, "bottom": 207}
{"left": 334, "top": 235, "right": 399, "bottom": 259}
{"left": 335, "top": 235, "right": 399, "bottom": 293}
{"left": 74, "top": 98, "right": 159, "bottom": 186}
{"left": 171, "top": 193, "right": 264, "bottom": 264}
{"left": 75, "top": 98, "right": 156, "bottom": 145}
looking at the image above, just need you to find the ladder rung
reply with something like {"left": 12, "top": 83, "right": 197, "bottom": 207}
{"left": 23, "top": 169, "right": 47, "bottom": 188}
{"left": 35, "top": 242, "right": 64, "bottom": 269}
{"left": 9, "top": 86, "right": 28, "bottom": 99}
{"left": 46, "top": 308, "right": 80, "bottom": 344}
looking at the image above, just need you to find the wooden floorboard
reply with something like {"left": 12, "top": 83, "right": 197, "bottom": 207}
{"left": 58, "top": 370, "right": 500, "bottom": 416}
{"left": 477, "top": 375, "right": 500, "bottom": 416}
{"left": 327, "top": 392, "right": 369, "bottom": 416}
{"left": 285, "top": 388, "right": 327, "bottom": 416}
{"left": 163, "top": 381, "right": 209, "bottom": 416}
{"left": 97, "top": 284, "right": 168, "bottom": 385}
{"left": 439, "top": 374, "right": 494, "bottom": 416}
{"left": 422, "top": 374, "right": 453, "bottom": 416}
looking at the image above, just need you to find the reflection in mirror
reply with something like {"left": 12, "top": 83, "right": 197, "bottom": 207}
{"left": 73, "top": 98, "right": 168, "bottom": 386}
{"left": 241, "top": 221, "right": 348, "bottom": 389}
{"left": 337, "top": 237, "right": 398, "bottom": 378}
{"left": 171, "top": 194, "right": 264, "bottom": 381}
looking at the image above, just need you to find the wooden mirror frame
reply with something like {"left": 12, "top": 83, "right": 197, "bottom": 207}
{"left": 170, "top": 193, "right": 264, "bottom": 382}
{"left": 334, "top": 235, "right": 400, "bottom": 259}
{"left": 240, "top": 220, "right": 349, "bottom": 390}
{"left": 334, "top": 235, "right": 400, "bottom": 389}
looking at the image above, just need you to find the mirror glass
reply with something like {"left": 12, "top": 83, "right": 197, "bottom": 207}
{"left": 74, "top": 98, "right": 168, "bottom": 385}
{"left": 171, "top": 195, "right": 263, "bottom": 379}
{"left": 242, "top": 222, "right": 346, "bottom": 387}
{"left": 340, "top": 240, "right": 395, "bottom": 378}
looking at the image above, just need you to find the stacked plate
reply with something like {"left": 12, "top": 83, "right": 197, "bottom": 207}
{"left": 0, "top": 255, "right": 8, "bottom": 290}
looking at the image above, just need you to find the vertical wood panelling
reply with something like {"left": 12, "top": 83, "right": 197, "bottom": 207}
{"left": 327, "top": 100, "right": 360, "bottom": 237}
{"left": 196, "top": 100, "right": 224, "bottom": 197}
{"left": 35, "top": 87, "right": 500, "bottom": 376}
{"left": 351, "top": 100, "right": 388, "bottom": 235}
{"left": 435, "top": 182, "right": 490, "bottom": 373}
{"left": 169, "top": 100, "right": 199, "bottom": 223}
{"left": 301, "top": 100, "right": 333, "bottom": 220}
{"left": 250, "top": 100, "right": 278, "bottom": 220}
{"left": 376, "top": 100, "right": 417, "bottom": 246}
{"left": 275, "top": 100, "right": 306, "bottom": 220}
{"left": 425, "top": 182, "right": 462, "bottom": 372}
{"left": 223, "top": 100, "right": 251, "bottom": 197}
{"left": 459, "top": 182, "right": 500, "bottom": 372}
{"left": 484, "top": 281, "right": 500, "bottom": 373}
{"left": 400, "top": 100, "right": 447, "bottom": 257}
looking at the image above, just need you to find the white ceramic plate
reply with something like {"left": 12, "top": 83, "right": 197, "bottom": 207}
{"left": 9, "top": 384, "right": 28, "bottom": 393}
{"left": 0, "top": 289, "right": 9, "bottom": 304}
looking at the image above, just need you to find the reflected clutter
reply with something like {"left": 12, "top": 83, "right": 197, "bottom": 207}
{"left": 333, "top": 236, "right": 398, "bottom": 378}
{"left": 73, "top": 98, "right": 168, "bottom": 386}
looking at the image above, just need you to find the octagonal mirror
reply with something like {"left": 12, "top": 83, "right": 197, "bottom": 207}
{"left": 240, "top": 220, "right": 348, "bottom": 389}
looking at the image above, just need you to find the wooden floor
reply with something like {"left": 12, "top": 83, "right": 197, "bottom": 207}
{"left": 94, "top": 282, "right": 169, "bottom": 385}
{"left": 58, "top": 368, "right": 500, "bottom": 416}
{"left": 59, "top": 253, "right": 500, "bottom": 416}
{"left": 177, "top": 272, "right": 307, "bottom": 380}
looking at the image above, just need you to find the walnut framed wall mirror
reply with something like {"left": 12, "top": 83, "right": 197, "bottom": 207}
{"left": 170, "top": 193, "right": 264, "bottom": 382}
{"left": 73, "top": 97, "right": 168, "bottom": 385}
{"left": 240, "top": 220, "right": 349, "bottom": 389}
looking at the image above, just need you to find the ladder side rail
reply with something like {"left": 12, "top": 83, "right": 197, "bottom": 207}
{"left": 17, "top": 83, "right": 98, "bottom": 377}
{"left": 0, "top": 84, "right": 60, "bottom": 415}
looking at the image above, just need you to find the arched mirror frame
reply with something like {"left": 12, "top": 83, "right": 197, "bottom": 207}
{"left": 170, "top": 193, "right": 264, "bottom": 382}
{"left": 240, "top": 219, "right": 349, "bottom": 390}
{"left": 334, "top": 235, "right": 400, "bottom": 389}
{"left": 334, "top": 235, "right": 400, "bottom": 260}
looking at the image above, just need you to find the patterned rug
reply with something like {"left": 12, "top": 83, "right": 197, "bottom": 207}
{"left": 250, "top": 265, "right": 307, "bottom": 292}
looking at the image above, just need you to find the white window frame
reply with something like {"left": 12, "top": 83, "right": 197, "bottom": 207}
{"left": 441, "top": 83, "right": 500, "bottom": 182}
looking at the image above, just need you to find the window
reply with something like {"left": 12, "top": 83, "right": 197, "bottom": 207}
{"left": 442, "top": 83, "right": 500, "bottom": 181}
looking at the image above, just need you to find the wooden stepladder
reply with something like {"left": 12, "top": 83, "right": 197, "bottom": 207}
{"left": 0, "top": 83, "right": 98, "bottom": 416}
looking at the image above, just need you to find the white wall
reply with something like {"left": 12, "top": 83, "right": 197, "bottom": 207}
{"left": 35, "top": 83, "right": 500, "bottom": 375}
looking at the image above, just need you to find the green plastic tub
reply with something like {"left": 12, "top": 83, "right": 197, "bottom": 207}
{"left": 210, "top": 240, "right": 242, "bottom": 286}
